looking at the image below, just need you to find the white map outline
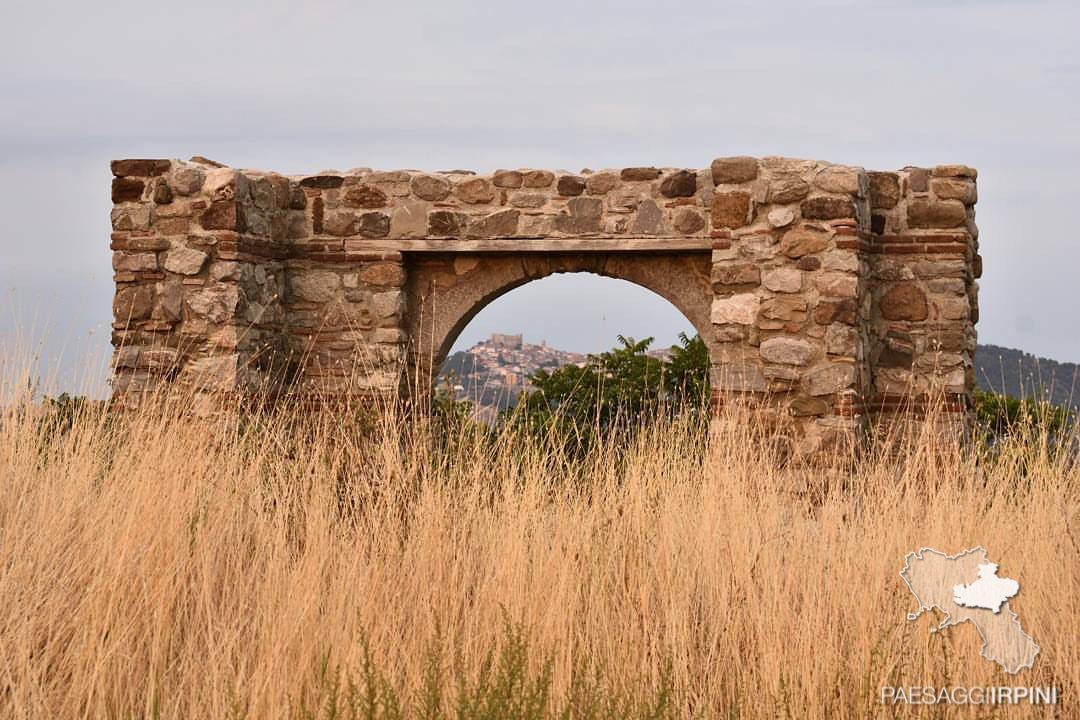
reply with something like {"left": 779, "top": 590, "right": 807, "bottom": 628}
{"left": 899, "top": 546, "right": 1040, "bottom": 675}
{"left": 953, "top": 561, "right": 1019, "bottom": 613}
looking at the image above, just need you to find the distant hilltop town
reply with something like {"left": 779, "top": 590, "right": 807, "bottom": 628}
{"left": 438, "top": 334, "right": 587, "bottom": 423}
{"left": 438, "top": 333, "right": 676, "bottom": 423}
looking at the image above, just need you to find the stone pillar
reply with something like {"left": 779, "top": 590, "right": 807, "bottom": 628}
{"left": 110, "top": 159, "right": 291, "bottom": 409}
{"left": 865, "top": 165, "right": 979, "bottom": 430}
{"left": 281, "top": 171, "right": 408, "bottom": 406}
{"left": 707, "top": 157, "right": 874, "bottom": 458}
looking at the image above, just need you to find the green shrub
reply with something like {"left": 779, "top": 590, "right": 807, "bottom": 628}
{"left": 290, "top": 620, "right": 675, "bottom": 720}
{"left": 506, "top": 334, "right": 710, "bottom": 455}
{"left": 974, "top": 388, "right": 1073, "bottom": 442}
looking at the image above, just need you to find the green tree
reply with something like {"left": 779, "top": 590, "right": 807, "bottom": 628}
{"left": 663, "top": 332, "right": 710, "bottom": 407}
{"left": 974, "top": 388, "right": 1073, "bottom": 443}
{"left": 507, "top": 334, "right": 710, "bottom": 451}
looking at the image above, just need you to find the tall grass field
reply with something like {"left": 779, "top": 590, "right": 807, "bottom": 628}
{"left": 0, "top": 370, "right": 1076, "bottom": 718}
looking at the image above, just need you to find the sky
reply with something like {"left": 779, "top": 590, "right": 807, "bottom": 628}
{"left": 1, "top": 0, "right": 1078, "bottom": 391}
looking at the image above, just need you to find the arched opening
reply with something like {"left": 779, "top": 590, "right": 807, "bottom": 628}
{"left": 402, "top": 251, "right": 717, "bottom": 413}
{"left": 441, "top": 273, "right": 705, "bottom": 418}
{"left": 448, "top": 273, "right": 698, "bottom": 356}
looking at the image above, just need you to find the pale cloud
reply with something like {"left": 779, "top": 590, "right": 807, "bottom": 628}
{"left": 1, "top": 0, "right": 1078, "bottom": 391}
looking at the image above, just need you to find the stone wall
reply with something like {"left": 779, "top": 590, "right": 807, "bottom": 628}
{"left": 863, "top": 166, "right": 980, "bottom": 419}
{"left": 109, "top": 155, "right": 979, "bottom": 451}
{"left": 110, "top": 159, "right": 290, "bottom": 407}
{"left": 704, "top": 157, "right": 874, "bottom": 456}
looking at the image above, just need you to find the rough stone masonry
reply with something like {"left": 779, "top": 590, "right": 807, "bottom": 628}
{"left": 109, "top": 155, "right": 980, "bottom": 457}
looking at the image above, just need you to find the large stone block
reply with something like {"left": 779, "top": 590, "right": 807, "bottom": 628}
{"left": 805, "top": 363, "right": 855, "bottom": 396}
{"left": 711, "top": 191, "right": 751, "bottom": 228}
{"left": 767, "top": 207, "right": 795, "bottom": 228}
{"left": 585, "top": 172, "right": 619, "bottom": 194}
{"left": 411, "top": 174, "right": 452, "bottom": 201}
{"left": 290, "top": 270, "right": 340, "bottom": 303}
{"left": 713, "top": 364, "right": 766, "bottom": 392}
{"left": 867, "top": 172, "right": 900, "bottom": 209}
{"left": 659, "top": 170, "right": 697, "bottom": 198}
{"left": 111, "top": 159, "right": 171, "bottom": 177}
{"left": 822, "top": 250, "right": 858, "bottom": 273}
{"left": 813, "top": 299, "right": 857, "bottom": 326}
{"left": 113, "top": 285, "right": 153, "bottom": 321}
{"left": 621, "top": 167, "right": 661, "bottom": 181}
{"left": 711, "top": 293, "right": 760, "bottom": 325}
{"left": 762, "top": 267, "right": 802, "bottom": 293}
{"left": 468, "top": 209, "right": 521, "bottom": 237}
{"left": 880, "top": 283, "right": 929, "bottom": 321}
{"left": 492, "top": 170, "right": 523, "bottom": 188}
{"left": 186, "top": 285, "right": 241, "bottom": 324}
{"left": 455, "top": 178, "right": 496, "bottom": 204}
{"left": 768, "top": 176, "right": 810, "bottom": 204}
{"left": 932, "top": 164, "right": 977, "bottom": 179}
{"left": 674, "top": 208, "right": 706, "bottom": 234}
{"left": 711, "top": 157, "right": 758, "bottom": 184}
{"left": 170, "top": 166, "right": 205, "bottom": 196}
{"left": 630, "top": 199, "right": 664, "bottom": 234}
{"left": 712, "top": 263, "right": 761, "bottom": 286}
{"left": 556, "top": 199, "right": 603, "bottom": 234}
{"left": 323, "top": 211, "right": 358, "bottom": 236}
{"left": 760, "top": 296, "right": 808, "bottom": 322}
{"left": 801, "top": 197, "right": 855, "bottom": 220}
{"left": 509, "top": 192, "right": 547, "bottom": 208}
{"left": 817, "top": 273, "right": 858, "bottom": 299}
{"left": 112, "top": 178, "right": 144, "bottom": 203}
{"left": 780, "top": 228, "right": 830, "bottom": 258}
{"left": 523, "top": 170, "right": 555, "bottom": 187}
{"left": 390, "top": 200, "right": 428, "bottom": 237}
{"left": 825, "top": 323, "right": 858, "bottom": 356}
{"left": 760, "top": 337, "right": 815, "bottom": 366}
{"left": 428, "top": 210, "right": 467, "bottom": 236}
{"left": 111, "top": 206, "right": 152, "bottom": 231}
{"left": 299, "top": 175, "right": 344, "bottom": 189}
{"left": 113, "top": 252, "right": 158, "bottom": 272}
{"left": 358, "top": 263, "right": 405, "bottom": 287}
{"left": 358, "top": 212, "right": 391, "bottom": 238}
{"left": 163, "top": 247, "right": 207, "bottom": 275}
{"left": 907, "top": 199, "right": 967, "bottom": 228}
{"left": 556, "top": 175, "right": 586, "bottom": 196}
{"left": 200, "top": 201, "right": 246, "bottom": 231}
{"left": 344, "top": 185, "right": 388, "bottom": 208}
{"left": 936, "top": 295, "right": 971, "bottom": 320}
{"left": 372, "top": 290, "right": 403, "bottom": 318}
{"left": 814, "top": 167, "right": 861, "bottom": 195}
{"left": 204, "top": 168, "right": 241, "bottom": 200}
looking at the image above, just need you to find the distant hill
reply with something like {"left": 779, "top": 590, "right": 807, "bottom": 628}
{"left": 438, "top": 334, "right": 587, "bottom": 421}
{"left": 975, "top": 344, "right": 1079, "bottom": 409}
{"left": 442, "top": 336, "right": 1080, "bottom": 414}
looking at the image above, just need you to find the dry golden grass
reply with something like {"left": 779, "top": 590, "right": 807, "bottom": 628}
{"left": 0, "top": 377, "right": 1076, "bottom": 718}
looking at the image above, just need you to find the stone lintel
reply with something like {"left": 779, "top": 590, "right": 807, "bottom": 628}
{"left": 353, "top": 237, "right": 714, "bottom": 253}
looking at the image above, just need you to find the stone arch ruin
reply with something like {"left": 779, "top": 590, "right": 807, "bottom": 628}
{"left": 405, "top": 252, "right": 715, "bottom": 383}
{"left": 109, "top": 156, "right": 980, "bottom": 453}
